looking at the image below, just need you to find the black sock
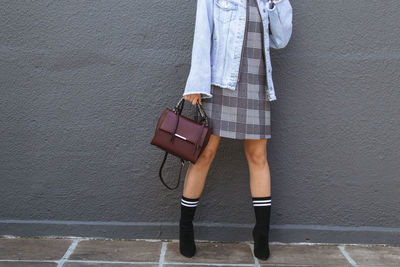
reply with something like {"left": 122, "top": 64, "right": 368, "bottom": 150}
{"left": 179, "top": 195, "right": 199, "bottom": 258}
{"left": 251, "top": 196, "right": 271, "bottom": 260}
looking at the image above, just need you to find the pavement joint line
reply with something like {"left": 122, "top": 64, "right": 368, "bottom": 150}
{"left": 1, "top": 235, "right": 397, "bottom": 247}
{"left": 2, "top": 220, "right": 400, "bottom": 233}
{"left": 247, "top": 241, "right": 259, "bottom": 267}
{"left": 159, "top": 241, "right": 167, "bottom": 267}
{"left": 338, "top": 245, "right": 357, "bottom": 266}
{"left": 57, "top": 238, "right": 80, "bottom": 267}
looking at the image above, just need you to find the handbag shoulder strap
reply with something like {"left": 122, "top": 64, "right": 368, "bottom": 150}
{"left": 159, "top": 151, "right": 186, "bottom": 190}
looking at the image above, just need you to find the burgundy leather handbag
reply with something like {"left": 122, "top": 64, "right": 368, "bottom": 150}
{"left": 150, "top": 96, "right": 213, "bottom": 190}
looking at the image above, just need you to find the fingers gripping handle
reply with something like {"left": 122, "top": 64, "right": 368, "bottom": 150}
{"left": 175, "top": 96, "right": 209, "bottom": 127}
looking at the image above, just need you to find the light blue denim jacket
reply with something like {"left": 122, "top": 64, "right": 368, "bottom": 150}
{"left": 182, "top": 0, "right": 293, "bottom": 101}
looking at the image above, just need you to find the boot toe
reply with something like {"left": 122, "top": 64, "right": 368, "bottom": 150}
{"left": 179, "top": 242, "right": 196, "bottom": 257}
{"left": 252, "top": 225, "right": 270, "bottom": 260}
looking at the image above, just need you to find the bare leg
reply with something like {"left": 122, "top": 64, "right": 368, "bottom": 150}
{"left": 243, "top": 138, "right": 270, "bottom": 197}
{"left": 182, "top": 134, "right": 221, "bottom": 198}
{"left": 243, "top": 138, "right": 272, "bottom": 261}
{"left": 179, "top": 134, "right": 221, "bottom": 258}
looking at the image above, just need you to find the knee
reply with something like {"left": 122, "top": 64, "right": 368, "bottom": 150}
{"left": 195, "top": 148, "right": 217, "bottom": 166}
{"left": 245, "top": 149, "right": 267, "bottom": 166}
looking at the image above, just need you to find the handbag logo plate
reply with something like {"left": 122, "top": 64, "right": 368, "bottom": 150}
{"left": 174, "top": 133, "right": 187, "bottom": 140}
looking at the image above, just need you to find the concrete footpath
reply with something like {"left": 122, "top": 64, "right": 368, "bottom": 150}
{"left": 0, "top": 236, "right": 399, "bottom": 267}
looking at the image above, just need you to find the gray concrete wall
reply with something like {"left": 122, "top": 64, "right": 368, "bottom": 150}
{"left": 1, "top": 0, "right": 399, "bottom": 245}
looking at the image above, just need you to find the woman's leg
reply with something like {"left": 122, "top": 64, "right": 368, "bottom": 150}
{"left": 243, "top": 138, "right": 270, "bottom": 197}
{"left": 243, "top": 138, "right": 272, "bottom": 261}
{"left": 179, "top": 133, "right": 221, "bottom": 258}
{"left": 182, "top": 133, "right": 221, "bottom": 198}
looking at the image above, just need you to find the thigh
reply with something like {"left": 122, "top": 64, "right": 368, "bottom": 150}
{"left": 243, "top": 138, "right": 267, "bottom": 158}
{"left": 202, "top": 134, "right": 221, "bottom": 155}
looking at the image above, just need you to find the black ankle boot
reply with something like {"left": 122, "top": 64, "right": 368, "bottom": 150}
{"left": 179, "top": 219, "right": 196, "bottom": 257}
{"left": 179, "top": 195, "right": 199, "bottom": 258}
{"left": 252, "top": 223, "right": 270, "bottom": 260}
{"left": 251, "top": 196, "right": 271, "bottom": 260}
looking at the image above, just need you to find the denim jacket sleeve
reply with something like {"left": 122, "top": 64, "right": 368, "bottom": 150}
{"left": 267, "top": 0, "right": 293, "bottom": 49}
{"left": 182, "top": 0, "right": 214, "bottom": 98}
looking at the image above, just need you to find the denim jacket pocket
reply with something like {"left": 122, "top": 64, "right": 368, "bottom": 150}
{"left": 215, "top": 0, "right": 238, "bottom": 23}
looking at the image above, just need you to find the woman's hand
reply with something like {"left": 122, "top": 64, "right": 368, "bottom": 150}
{"left": 183, "top": 93, "right": 202, "bottom": 106}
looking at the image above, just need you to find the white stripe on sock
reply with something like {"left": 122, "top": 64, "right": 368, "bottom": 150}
{"left": 181, "top": 202, "right": 198, "bottom": 207}
{"left": 181, "top": 199, "right": 199, "bottom": 204}
{"left": 252, "top": 200, "right": 271, "bottom": 203}
{"left": 253, "top": 203, "right": 271, "bottom": 206}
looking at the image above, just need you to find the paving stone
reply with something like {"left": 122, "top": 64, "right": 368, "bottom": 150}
{"left": 69, "top": 239, "right": 161, "bottom": 262}
{"left": 260, "top": 266, "right": 316, "bottom": 267}
{"left": 164, "top": 241, "right": 254, "bottom": 264}
{"left": 0, "top": 263, "right": 56, "bottom": 267}
{"left": 259, "top": 244, "right": 351, "bottom": 266}
{"left": 64, "top": 263, "right": 158, "bottom": 267}
{"left": 0, "top": 238, "right": 72, "bottom": 260}
{"left": 164, "top": 265, "right": 248, "bottom": 267}
{"left": 164, "top": 265, "right": 252, "bottom": 267}
{"left": 344, "top": 244, "right": 400, "bottom": 266}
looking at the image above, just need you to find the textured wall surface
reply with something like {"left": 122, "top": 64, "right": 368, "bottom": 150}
{"left": 1, "top": 0, "right": 399, "bottom": 244}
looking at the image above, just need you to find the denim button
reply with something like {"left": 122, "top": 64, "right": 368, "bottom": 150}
{"left": 268, "top": 2, "right": 275, "bottom": 10}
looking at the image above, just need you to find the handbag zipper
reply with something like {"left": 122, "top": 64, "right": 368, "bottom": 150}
{"left": 236, "top": 0, "right": 249, "bottom": 89}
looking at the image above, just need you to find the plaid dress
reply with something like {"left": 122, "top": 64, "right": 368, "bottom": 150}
{"left": 199, "top": 0, "right": 271, "bottom": 140}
